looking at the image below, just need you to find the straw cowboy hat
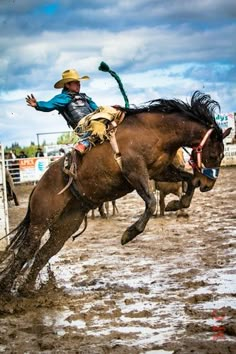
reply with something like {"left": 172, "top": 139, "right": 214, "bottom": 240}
{"left": 54, "top": 69, "right": 90, "bottom": 88}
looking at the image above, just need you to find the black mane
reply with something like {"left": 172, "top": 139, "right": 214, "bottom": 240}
{"left": 123, "top": 91, "right": 222, "bottom": 136}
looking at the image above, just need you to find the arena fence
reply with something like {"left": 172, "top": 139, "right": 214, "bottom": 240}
{"left": 0, "top": 144, "right": 9, "bottom": 249}
{"left": 221, "top": 144, "right": 236, "bottom": 166}
{"left": 4, "top": 144, "right": 236, "bottom": 185}
{"left": 5, "top": 156, "right": 60, "bottom": 185}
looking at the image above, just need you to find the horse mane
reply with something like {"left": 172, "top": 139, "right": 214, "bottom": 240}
{"left": 122, "top": 91, "right": 222, "bottom": 137}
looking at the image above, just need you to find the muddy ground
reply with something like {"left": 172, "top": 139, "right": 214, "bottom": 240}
{"left": 0, "top": 167, "right": 236, "bottom": 353}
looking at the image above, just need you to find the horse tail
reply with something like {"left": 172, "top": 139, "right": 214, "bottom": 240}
{"left": 7, "top": 188, "right": 35, "bottom": 250}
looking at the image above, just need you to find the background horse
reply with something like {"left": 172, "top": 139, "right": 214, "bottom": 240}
{"left": 150, "top": 148, "right": 186, "bottom": 216}
{"left": 0, "top": 91, "right": 231, "bottom": 294}
{"left": 6, "top": 169, "right": 20, "bottom": 206}
{"left": 91, "top": 200, "right": 118, "bottom": 219}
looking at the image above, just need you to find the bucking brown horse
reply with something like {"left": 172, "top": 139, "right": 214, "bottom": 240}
{"left": 0, "top": 91, "right": 231, "bottom": 294}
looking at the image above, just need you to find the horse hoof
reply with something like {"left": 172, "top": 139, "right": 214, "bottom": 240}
{"left": 17, "top": 286, "right": 36, "bottom": 297}
{"left": 121, "top": 228, "right": 138, "bottom": 245}
{"left": 0, "top": 277, "right": 14, "bottom": 294}
{"left": 176, "top": 210, "right": 189, "bottom": 218}
{"left": 165, "top": 200, "right": 180, "bottom": 211}
{"left": 0, "top": 287, "right": 12, "bottom": 297}
{"left": 179, "top": 195, "right": 191, "bottom": 208}
{"left": 121, "top": 230, "right": 129, "bottom": 245}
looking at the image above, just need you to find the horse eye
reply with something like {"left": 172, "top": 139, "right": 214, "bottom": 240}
{"left": 209, "top": 153, "right": 217, "bottom": 159}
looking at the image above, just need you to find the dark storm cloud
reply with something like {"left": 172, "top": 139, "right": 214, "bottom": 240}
{"left": 1, "top": 0, "right": 235, "bottom": 35}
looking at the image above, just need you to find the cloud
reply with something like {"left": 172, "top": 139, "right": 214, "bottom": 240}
{"left": 1, "top": 24, "right": 235, "bottom": 89}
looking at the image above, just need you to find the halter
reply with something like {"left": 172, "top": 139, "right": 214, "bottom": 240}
{"left": 188, "top": 128, "right": 219, "bottom": 180}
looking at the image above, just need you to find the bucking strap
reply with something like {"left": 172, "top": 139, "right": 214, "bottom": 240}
{"left": 58, "top": 151, "right": 78, "bottom": 195}
{"left": 108, "top": 121, "right": 122, "bottom": 170}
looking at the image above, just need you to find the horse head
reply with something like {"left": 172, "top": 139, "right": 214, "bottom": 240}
{"left": 190, "top": 127, "right": 231, "bottom": 192}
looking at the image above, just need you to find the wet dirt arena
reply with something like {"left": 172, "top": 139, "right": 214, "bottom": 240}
{"left": 0, "top": 166, "right": 236, "bottom": 353}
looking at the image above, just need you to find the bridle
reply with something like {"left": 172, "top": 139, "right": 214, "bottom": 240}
{"left": 185, "top": 128, "right": 220, "bottom": 180}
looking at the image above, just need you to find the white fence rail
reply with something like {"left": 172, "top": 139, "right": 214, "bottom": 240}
{"left": 0, "top": 144, "right": 9, "bottom": 249}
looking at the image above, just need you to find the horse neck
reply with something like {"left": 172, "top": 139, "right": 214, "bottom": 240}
{"left": 160, "top": 115, "right": 210, "bottom": 149}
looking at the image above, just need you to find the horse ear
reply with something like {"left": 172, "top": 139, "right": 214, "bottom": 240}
{"left": 222, "top": 127, "right": 232, "bottom": 139}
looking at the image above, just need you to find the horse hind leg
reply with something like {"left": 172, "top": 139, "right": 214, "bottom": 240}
{"left": 98, "top": 203, "right": 107, "bottom": 218}
{"left": 159, "top": 191, "right": 166, "bottom": 216}
{"left": 100, "top": 201, "right": 118, "bottom": 218}
{"left": 104, "top": 201, "right": 109, "bottom": 217}
{"left": 0, "top": 223, "right": 47, "bottom": 293}
{"left": 13, "top": 191, "right": 20, "bottom": 206}
{"left": 91, "top": 208, "right": 95, "bottom": 219}
{"left": 112, "top": 200, "right": 119, "bottom": 216}
{"left": 19, "top": 205, "right": 86, "bottom": 294}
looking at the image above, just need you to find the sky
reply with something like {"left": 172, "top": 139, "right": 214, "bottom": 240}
{"left": 0, "top": 0, "right": 235, "bottom": 147}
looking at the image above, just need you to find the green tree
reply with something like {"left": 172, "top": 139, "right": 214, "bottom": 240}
{"left": 57, "top": 132, "right": 74, "bottom": 144}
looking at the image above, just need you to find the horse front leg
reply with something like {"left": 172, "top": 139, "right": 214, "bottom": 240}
{"left": 165, "top": 181, "right": 195, "bottom": 211}
{"left": 156, "top": 164, "right": 195, "bottom": 212}
{"left": 121, "top": 165, "right": 156, "bottom": 245}
{"left": 179, "top": 182, "right": 196, "bottom": 208}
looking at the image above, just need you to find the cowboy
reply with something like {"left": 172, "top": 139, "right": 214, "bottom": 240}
{"left": 26, "top": 69, "right": 98, "bottom": 154}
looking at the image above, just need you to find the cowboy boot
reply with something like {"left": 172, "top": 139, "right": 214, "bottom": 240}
{"left": 74, "top": 139, "right": 91, "bottom": 154}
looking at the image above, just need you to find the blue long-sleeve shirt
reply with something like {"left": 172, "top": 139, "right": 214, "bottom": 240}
{"left": 35, "top": 89, "right": 98, "bottom": 112}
